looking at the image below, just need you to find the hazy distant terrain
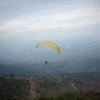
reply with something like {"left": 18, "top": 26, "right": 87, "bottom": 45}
{"left": 0, "top": 36, "right": 100, "bottom": 75}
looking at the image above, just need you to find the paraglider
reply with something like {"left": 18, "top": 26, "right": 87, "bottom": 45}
{"left": 36, "top": 41, "right": 60, "bottom": 64}
{"left": 36, "top": 41, "right": 60, "bottom": 53}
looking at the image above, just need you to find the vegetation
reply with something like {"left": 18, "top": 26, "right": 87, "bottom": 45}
{"left": 31, "top": 91, "right": 100, "bottom": 100}
{"left": 32, "top": 76, "right": 66, "bottom": 97}
{"left": 0, "top": 76, "right": 29, "bottom": 100}
{"left": 32, "top": 72, "right": 100, "bottom": 97}
{"left": 0, "top": 72, "right": 100, "bottom": 100}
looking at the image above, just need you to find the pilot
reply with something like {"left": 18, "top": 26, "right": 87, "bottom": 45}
{"left": 45, "top": 60, "right": 48, "bottom": 64}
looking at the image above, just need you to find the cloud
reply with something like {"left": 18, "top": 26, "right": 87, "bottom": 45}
{"left": 0, "top": 4, "right": 100, "bottom": 41}
{"left": 31, "top": 7, "right": 100, "bottom": 30}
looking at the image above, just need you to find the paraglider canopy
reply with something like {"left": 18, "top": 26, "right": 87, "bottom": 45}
{"left": 36, "top": 41, "right": 60, "bottom": 53}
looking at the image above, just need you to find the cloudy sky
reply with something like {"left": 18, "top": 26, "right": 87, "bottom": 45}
{"left": 0, "top": 0, "right": 100, "bottom": 42}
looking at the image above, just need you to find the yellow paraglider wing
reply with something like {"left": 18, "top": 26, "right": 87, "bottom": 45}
{"left": 36, "top": 41, "right": 60, "bottom": 53}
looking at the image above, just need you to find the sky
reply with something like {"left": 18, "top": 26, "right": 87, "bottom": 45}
{"left": 0, "top": 0, "right": 100, "bottom": 42}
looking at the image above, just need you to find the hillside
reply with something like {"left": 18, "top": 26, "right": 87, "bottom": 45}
{"left": 31, "top": 72, "right": 100, "bottom": 96}
{"left": 0, "top": 72, "right": 100, "bottom": 100}
{"left": 0, "top": 76, "right": 38, "bottom": 100}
